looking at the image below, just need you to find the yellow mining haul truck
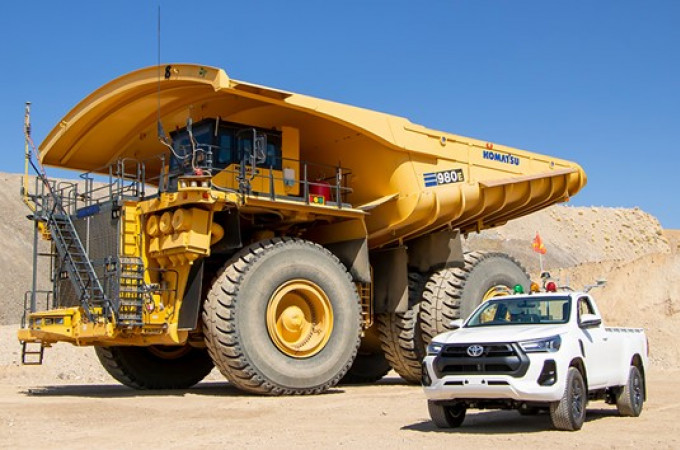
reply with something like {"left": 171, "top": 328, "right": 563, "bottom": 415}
{"left": 18, "top": 64, "right": 586, "bottom": 394}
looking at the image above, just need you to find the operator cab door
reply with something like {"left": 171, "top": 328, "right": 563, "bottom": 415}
{"left": 576, "top": 295, "right": 615, "bottom": 388}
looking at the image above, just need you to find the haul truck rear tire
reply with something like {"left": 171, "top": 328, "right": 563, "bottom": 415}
{"left": 94, "top": 344, "right": 214, "bottom": 390}
{"left": 420, "top": 252, "right": 530, "bottom": 342}
{"left": 340, "top": 323, "right": 391, "bottom": 384}
{"left": 377, "top": 272, "right": 426, "bottom": 384}
{"left": 339, "top": 352, "right": 391, "bottom": 384}
{"left": 202, "top": 238, "right": 362, "bottom": 395}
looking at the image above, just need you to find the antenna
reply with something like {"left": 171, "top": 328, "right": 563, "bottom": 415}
{"left": 156, "top": 5, "right": 163, "bottom": 139}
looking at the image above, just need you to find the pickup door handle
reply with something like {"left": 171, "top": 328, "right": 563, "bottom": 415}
{"left": 603, "top": 337, "right": 608, "bottom": 341}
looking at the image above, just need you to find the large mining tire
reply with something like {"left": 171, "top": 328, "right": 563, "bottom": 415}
{"left": 377, "top": 272, "right": 426, "bottom": 384}
{"left": 340, "top": 322, "right": 391, "bottom": 384}
{"left": 202, "top": 237, "right": 362, "bottom": 395}
{"left": 94, "top": 344, "right": 214, "bottom": 390}
{"left": 339, "top": 352, "right": 391, "bottom": 384}
{"left": 420, "top": 252, "right": 530, "bottom": 342}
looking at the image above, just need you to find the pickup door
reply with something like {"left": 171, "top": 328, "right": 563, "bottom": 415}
{"left": 575, "top": 295, "right": 618, "bottom": 388}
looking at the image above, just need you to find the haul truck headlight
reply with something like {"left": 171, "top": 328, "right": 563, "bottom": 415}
{"left": 427, "top": 342, "right": 444, "bottom": 355}
{"left": 519, "top": 335, "right": 561, "bottom": 353}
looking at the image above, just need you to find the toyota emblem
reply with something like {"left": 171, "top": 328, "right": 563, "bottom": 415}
{"left": 466, "top": 345, "right": 484, "bottom": 357}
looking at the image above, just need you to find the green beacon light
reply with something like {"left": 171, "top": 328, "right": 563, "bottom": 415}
{"left": 513, "top": 284, "right": 524, "bottom": 294}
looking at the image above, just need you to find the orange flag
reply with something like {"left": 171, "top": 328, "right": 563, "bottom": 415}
{"left": 532, "top": 232, "right": 547, "bottom": 254}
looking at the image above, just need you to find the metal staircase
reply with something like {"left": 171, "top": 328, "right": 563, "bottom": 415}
{"left": 45, "top": 208, "right": 113, "bottom": 322}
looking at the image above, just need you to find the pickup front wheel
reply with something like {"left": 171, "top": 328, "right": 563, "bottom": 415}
{"left": 428, "top": 401, "right": 467, "bottom": 428}
{"left": 550, "top": 367, "right": 587, "bottom": 431}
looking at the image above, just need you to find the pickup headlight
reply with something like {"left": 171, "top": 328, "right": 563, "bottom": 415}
{"left": 427, "top": 342, "right": 444, "bottom": 355}
{"left": 519, "top": 335, "right": 561, "bottom": 353}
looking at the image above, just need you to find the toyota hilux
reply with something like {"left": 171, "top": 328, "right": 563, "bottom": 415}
{"left": 422, "top": 290, "right": 648, "bottom": 431}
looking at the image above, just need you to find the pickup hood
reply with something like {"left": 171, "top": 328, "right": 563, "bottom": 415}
{"left": 435, "top": 324, "right": 568, "bottom": 345}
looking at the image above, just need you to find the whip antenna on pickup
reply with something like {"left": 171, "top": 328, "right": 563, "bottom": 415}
{"left": 584, "top": 279, "right": 607, "bottom": 293}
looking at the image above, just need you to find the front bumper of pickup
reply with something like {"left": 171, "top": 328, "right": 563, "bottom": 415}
{"left": 423, "top": 352, "right": 567, "bottom": 403}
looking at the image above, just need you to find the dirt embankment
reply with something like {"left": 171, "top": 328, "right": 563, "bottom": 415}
{"left": 465, "top": 204, "right": 670, "bottom": 272}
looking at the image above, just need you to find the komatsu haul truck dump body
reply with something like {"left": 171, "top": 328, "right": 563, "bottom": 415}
{"left": 18, "top": 64, "right": 586, "bottom": 394}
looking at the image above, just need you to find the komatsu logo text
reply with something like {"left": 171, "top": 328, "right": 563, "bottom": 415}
{"left": 483, "top": 150, "right": 520, "bottom": 166}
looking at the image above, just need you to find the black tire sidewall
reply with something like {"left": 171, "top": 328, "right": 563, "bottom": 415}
{"left": 233, "top": 243, "right": 360, "bottom": 389}
{"left": 97, "top": 345, "right": 214, "bottom": 389}
{"left": 567, "top": 368, "right": 587, "bottom": 429}
{"left": 628, "top": 366, "right": 644, "bottom": 416}
{"left": 461, "top": 255, "right": 530, "bottom": 317}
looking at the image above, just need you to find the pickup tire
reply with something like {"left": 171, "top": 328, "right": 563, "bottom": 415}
{"left": 550, "top": 367, "right": 587, "bottom": 431}
{"left": 202, "top": 238, "right": 362, "bottom": 395}
{"left": 616, "top": 365, "right": 644, "bottom": 417}
{"left": 377, "top": 272, "right": 426, "bottom": 384}
{"left": 428, "top": 401, "right": 467, "bottom": 428}
{"left": 420, "top": 252, "right": 530, "bottom": 342}
{"left": 95, "top": 345, "right": 214, "bottom": 390}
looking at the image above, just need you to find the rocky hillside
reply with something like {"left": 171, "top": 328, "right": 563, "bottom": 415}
{"left": 465, "top": 204, "right": 670, "bottom": 272}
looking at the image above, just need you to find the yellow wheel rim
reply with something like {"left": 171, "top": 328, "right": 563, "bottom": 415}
{"left": 147, "top": 345, "right": 191, "bottom": 360}
{"left": 480, "top": 285, "right": 513, "bottom": 322}
{"left": 482, "top": 285, "right": 513, "bottom": 301}
{"left": 266, "top": 280, "right": 333, "bottom": 358}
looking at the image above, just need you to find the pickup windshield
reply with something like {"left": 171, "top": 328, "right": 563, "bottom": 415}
{"left": 466, "top": 296, "right": 571, "bottom": 327}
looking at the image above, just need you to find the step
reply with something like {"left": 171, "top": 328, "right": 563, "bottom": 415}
{"left": 21, "top": 341, "right": 44, "bottom": 365}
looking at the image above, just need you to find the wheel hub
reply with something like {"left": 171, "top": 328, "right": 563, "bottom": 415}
{"left": 266, "top": 280, "right": 333, "bottom": 358}
{"left": 281, "top": 305, "right": 305, "bottom": 331}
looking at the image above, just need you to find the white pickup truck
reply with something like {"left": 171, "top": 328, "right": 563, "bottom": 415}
{"left": 422, "top": 291, "right": 648, "bottom": 431}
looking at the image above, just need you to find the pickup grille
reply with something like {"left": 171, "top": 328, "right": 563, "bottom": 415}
{"left": 433, "top": 343, "right": 529, "bottom": 378}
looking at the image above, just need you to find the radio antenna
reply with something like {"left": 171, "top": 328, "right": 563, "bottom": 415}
{"left": 156, "top": 5, "right": 162, "bottom": 138}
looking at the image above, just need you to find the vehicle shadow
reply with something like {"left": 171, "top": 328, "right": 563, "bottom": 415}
{"left": 402, "top": 407, "right": 619, "bottom": 434}
{"left": 20, "top": 381, "right": 347, "bottom": 399}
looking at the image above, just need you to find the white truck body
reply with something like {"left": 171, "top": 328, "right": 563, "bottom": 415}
{"left": 422, "top": 292, "right": 648, "bottom": 430}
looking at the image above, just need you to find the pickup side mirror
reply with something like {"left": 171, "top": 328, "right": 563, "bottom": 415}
{"left": 449, "top": 319, "right": 463, "bottom": 330}
{"left": 579, "top": 313, "right": 602, "bottom": 328}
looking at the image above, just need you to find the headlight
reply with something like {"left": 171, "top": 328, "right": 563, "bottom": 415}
{"left": 427, "top": 342, "right": 444, "bottom": 355}
{"left": 519, "top": 335, "right": 561, "bottom": 353}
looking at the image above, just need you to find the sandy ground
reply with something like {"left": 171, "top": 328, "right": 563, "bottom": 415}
{"left": 0, "top": 367, "right": 678, "bottom": 449}
{"left": 0, "top": 325, "right": 678, "bottom": 449}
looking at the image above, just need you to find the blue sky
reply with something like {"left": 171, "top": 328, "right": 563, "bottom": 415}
{"left": 1, "top": 1, "right": 678, "bottom": 227}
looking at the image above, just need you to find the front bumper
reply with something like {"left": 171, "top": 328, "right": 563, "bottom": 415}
{"left": 18, "top": 307, "right": 188, "bottom": 346}
{"left": 423, "top": 352, "right": 566, "bottom": 403}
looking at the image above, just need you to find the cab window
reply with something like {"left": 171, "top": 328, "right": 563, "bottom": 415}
{"left": 577, "top": 297, "right": 595, "bottom": 318}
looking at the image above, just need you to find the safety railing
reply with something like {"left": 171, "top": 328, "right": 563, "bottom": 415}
{"left": 205, "top": 155, "right": 354, "bottom": 208}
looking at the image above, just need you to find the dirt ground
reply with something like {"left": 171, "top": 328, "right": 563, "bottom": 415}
{"left": 0, "top": 366, "right": 677, "bottom": 449}
{"left": 0, "top": 327, "right": 677, "bottom": 449}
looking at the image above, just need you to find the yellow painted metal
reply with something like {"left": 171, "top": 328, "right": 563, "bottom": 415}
{"left": 266, "top": 280, "right": 333, "bottom": 358}
{"left": 24, "top": 64, "right": 588, "bottom": 349}
{"left": 38, "top": 64, "right": 586, "bottom": 248}
{"left": 482, "top": 285, "right": 513, "bottom": 301}
{"left": 17, "top": 307, "right": 188, "bottom": 346}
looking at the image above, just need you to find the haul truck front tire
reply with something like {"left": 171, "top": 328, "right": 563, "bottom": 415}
{"left": 95, "top": 344, "right": 214, "bottom": 389}
{"left": 420, "top": 252, "right": 530, "bottom": 342}
{"left": 202, "top": 238, "right": 362, "bottom": 395}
